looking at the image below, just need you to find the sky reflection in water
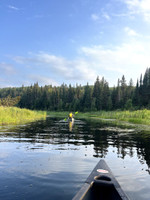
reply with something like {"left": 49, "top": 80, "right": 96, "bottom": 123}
{"left": 0, "top": 117, "right": 150, "bottom": 200}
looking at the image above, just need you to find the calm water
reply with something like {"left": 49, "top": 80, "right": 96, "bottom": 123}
{"left": 1, "top": 117, "right": 150, "bottom": 200}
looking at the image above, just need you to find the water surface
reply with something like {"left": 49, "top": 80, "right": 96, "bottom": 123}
{"left": 0, "top": 117, "right": 150, "bottom": 200}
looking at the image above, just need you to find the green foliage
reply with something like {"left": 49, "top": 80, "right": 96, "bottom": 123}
{"left": 77, "top": 109, "right": 150, "bottom": 125}
{"left": 132, "top": 68, "right": 150, "bottom": 107}
{"left": 82, "top": 83, "right": 92, "bottom": 111}
{"left": 124, "top": 99, "right": 133, "bottom": 110}
{"left": 0, "top": 106, "right": 46, "bottom": 125}
{"left": 0, "top": 96, "right": 20, "bottom": 107}
{"left": 0, "top": 68, "right": 150, "bottom": 111}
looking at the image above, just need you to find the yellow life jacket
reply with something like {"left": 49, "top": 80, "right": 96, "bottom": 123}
{"left": 69, "top": 113, "right": 73, "bottom": 118}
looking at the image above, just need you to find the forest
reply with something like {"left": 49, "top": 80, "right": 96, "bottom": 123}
{"left": 0, "top": 68, "right": 150, "bottom": 112}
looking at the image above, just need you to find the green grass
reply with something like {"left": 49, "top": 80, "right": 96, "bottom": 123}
{"left": 48, "top": 109, "right": 150, "bottom": 125}
{"left": 2, "top": 108, "right": 150, "bottom": 128}
{"left": 47, "top": 111, "right": 69, "bottom": 118}
{"left": 47, "top": 111, "right": 79, "bottom": 120}
{"left": 0, "top": 106, "right": 46, "bottom": 125}
{"left": 76, "top": 109, "right": 150, "bottom": 125}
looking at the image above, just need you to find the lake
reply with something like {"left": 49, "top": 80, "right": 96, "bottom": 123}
{"left": 0, "top": 117, "right": 150, "bottom": 200}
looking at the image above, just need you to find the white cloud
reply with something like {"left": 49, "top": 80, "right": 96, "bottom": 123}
{"left": 29, "top": 75, "right": 59, "bottom": 86}
{"left": 81, "top": 45, "right": 125, "bottom": 73}
{"left": 91, "top": 14, "right": 99, "bottom": 21}
{"left": 13, "top": 52, "right": 97, "bottom": 84}
{"left": 102, "top": 13, "right": 110, "bottom": 20}
{"left": 8, "top": 5, "right": 19, "bottom": 10}
{"left": 0, "top": 63, "right": 16, "bottom": 75}
{"left": 125, "top": 0, "right": 150, "bottom": 21}
{"left": 126, "top": 0, "right": 150, "bottom": 11}
{"left": 12, "top": 37, "right": 150, "bottom": 87}
{"left": 80, "top": 40, "right": 150, "bottom": 84}
{"left": 124, "top": 27, "right": 140, "bottom": 37}
{"left": 91, "top": 12, "right": 110, "bottom": 21}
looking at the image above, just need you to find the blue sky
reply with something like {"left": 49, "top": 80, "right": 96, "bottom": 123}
{"left": 1, "top": 0, "right": 150, "bottom": 87}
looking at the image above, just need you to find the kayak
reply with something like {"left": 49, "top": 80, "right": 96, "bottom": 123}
{"left": 68, "top": 118, "right": 74, "bottom": 122}
{"left": 68, "top": 118, "right": 74, "bottom": 132}
{"left": 72, "top": 159, "right": 129, "bottom": 200}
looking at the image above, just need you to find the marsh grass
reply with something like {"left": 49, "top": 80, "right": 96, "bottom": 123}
{"left": 77, "top": 109, "right": 150, "bottom": 125}
{"left": 46, "top": 109, "right": 150, "bottom": 126}
{"left": 47, "top": 111, "right": 69, "bottom": 118}
{"left": 0, "top": 106, "right": 46, "bottom": 125}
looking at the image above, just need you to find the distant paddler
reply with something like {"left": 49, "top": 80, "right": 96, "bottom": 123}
{"left": 68, "top": 112, "right": 74, "bottom": 122}
{"left": 68, "top": 112, "right": 75, "bottom": 132}
{"left": 64, "top": 111, "right": 78, "bottom": 122}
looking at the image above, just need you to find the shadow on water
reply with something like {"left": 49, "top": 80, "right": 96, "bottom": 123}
{"left": 1, "top": 117, "right": 150, "bottom": 199}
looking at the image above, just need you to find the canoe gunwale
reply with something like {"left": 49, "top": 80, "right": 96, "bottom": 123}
{"left": 72, "top": 159, "right": 129, "bottom": 200}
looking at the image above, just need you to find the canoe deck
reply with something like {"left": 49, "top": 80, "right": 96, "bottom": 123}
{"left": 73, "top": 159, "right": 129, "bottom": 200}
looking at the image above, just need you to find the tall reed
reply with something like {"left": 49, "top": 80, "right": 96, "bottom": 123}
{"left": 0, "top": 106, "right": 46, "bottom": 125}
{"left": 77, "top": 109, "right": 150, "bottom": 125}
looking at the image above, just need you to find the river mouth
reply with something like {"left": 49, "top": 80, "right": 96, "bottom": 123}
{"left": 0, "top": 117, "right": 150, "bottom": 200}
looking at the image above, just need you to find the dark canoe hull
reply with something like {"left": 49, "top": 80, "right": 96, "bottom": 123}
{"left": 72, "top": 159, "right": 129, "bottom": 200}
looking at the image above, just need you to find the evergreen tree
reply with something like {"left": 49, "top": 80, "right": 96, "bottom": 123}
{"left": 1, "top": 68, "right": 150, "bottom": 111}
{"left": 93, "top": 76, "right": 102, "bottom": 110}
{"left": 116, "top": 79, "right": 122, "bottom": 109}
{"left": 111, "top": 86, "right": 117, "bottom": 110}
{"left": 140, "top": 74, "right": 143, "bottom": 87}
{"left": 140, "top": 68, "right": 150, "bottom": 106}
{"left": 101, "top": 79, "right": 111, "bottom": 110}
{"left": 126, "top": 78, "right": 134, "bottom": 106}
{"left": 82, "top": 83, "right": 92, "bottom": 111}
{"left": 120, "top": 75, "right": 127, "bottom": 107}
{"left": 132, "top": 79, "right": 140, "bottom": 107}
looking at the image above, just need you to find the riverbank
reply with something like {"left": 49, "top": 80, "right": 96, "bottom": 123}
{"left": 81, "top": 109, "right": 150, "bottom": 125}
{"left": 3, "top": 108, "right": 149, "bottom": 128}
{"left": 0, "top": 106, "right": 46, "bottom": 125}
{"left": 48, "top": 109, "right": 150, "bottom": 126}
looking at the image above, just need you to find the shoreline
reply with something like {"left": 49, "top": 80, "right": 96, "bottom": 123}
{"left": 0, "top": 106, "right": 46, "bottom": 125}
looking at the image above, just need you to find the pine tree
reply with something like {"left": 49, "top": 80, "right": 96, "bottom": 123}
{"left": 132, "top": 79, "right": 140, "bottom": 107}
{"left": 116, "top": 79, "right": 121, "bottom": 109}
{"left": 140, "top": 74, "right": 143, "bottom": 87}
{"left": 111, "top": 86, "right": 117, "bottom": 110}
{"left": 101, "top": 79, "right": 111, "bottom": 110}
{"left": 82, "top": 83, "right": 92, "bottom": 111}
{"left": 120, "top": 75, "right": 127, "bottom": 107}
{"left": 126, "top": 78, "right": 134, "bottom": 106}
{"left": 93, "top": 76, "right": 102, "bottom": 110}
{"left": 141, "top": 68, "right": 150, "bottom": 106}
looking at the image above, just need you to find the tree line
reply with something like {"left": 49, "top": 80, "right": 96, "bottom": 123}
{"left": 0, "top": 96, "right": 20, "bottom": 107}
{"left": 0, "top": 68, "right": 150, "bottom": 111}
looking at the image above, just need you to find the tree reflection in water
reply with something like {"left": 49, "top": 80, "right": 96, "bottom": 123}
{"left": 1, "top": 117, "right": 150, "bottom": 169}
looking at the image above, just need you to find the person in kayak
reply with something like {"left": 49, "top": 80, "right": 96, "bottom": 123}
{"left": 68, "top": 112, "right": 74, "bottom": 131}
{"left": 68, "top": 112, "right": 74, "bottom": 120}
